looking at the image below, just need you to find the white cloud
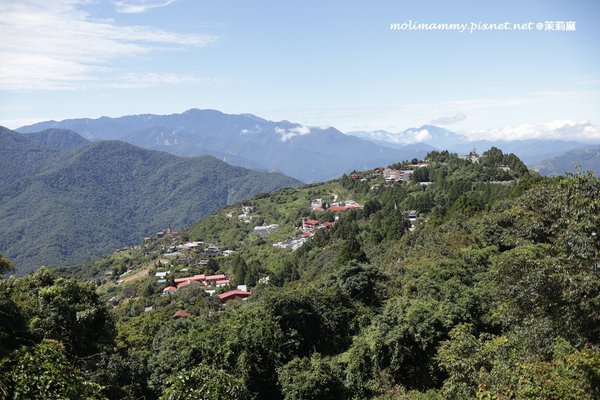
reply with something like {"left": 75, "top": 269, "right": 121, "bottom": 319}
{"left": 0, "top": 1, "right": 217, "bottom": 91}
{"left": 239, "top": 125, "right": 263, "bottom": 136}
{"left": 430, "top": 113, "right": 467, "bottom": 126}
{"left": 114, "top": 0, "right": 176, "bottom": 14}
{"left": 468, "top": 120, "right": 600, "bottom": 142}
{"left": 275, "top": 126, "right": 311, "bottom": 142}
{"left": 349, "top": 128, "right": 433, "bottom": 145}
{"left": 413, "top": 128, "right": 432, "bottom": 142}
{"left": 105, "top": 73, "right": 226, "bottom": 89}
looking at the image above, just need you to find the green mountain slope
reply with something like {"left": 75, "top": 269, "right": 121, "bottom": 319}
{"left": 27, "top": 128, "right": 90, "bottom": 149}
{"left": 0, "top": 127, "right": 300, "bottom": 274}
{"left": 533, "top": 145, "right": 600, "bottom": 176}
{"left": 1, "top": 148, "right": 598, "bottom": 400}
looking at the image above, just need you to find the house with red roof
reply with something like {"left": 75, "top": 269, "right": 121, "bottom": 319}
{"left": 302, "top": 218, "right": 322, "bottom": 231}
{"left": 172, "top": 310, "right": 191, "bottom": 319}
{"left": 176, "top": 280, "right": 202, "bottom": 290}
{"left": 174, "top": 273, "right": 207, "bottom": 283}
{"left": 162, "top": 286, "right": 177, "bottom": 295}
{"left": 218, "top": 289, "right": 252, "bottom": 303}
{"left": 205, "top": 274, "right": 227, "bottom": 282}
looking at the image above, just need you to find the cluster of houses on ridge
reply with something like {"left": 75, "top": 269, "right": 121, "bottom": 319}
{"left": 273, "top": 198, "right": 361, "bottom": 250}
{"left": 459, "top": 148, "right": 511, "bottom": 171}
{"left": 349, "top": 161, "right": 433, "bottom": 189}
{"left": 310, "top": 198, "right": 362, "bottom": 212}
{"left": 156, "top": 270, "right": 252, "bottom": 304}
{"left": 168, "top": 287, "right": 254, "bottom": 319}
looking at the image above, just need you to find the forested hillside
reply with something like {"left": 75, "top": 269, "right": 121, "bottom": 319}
{"left": 534, "top": 145, "right": 600, "bottom": 176}
{"left": 0, "top": 127, "right": 300, "bottom": 274}
{"left": 1, "top": 148, "right": 598, "bottom": 399}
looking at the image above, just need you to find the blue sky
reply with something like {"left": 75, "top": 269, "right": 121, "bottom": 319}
{"left": 0, "top": 0, "right": 599, "bottom": 141}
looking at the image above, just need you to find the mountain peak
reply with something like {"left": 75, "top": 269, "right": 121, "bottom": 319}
{"left": 27, "top": 128, "right": 89, "bottom": 150}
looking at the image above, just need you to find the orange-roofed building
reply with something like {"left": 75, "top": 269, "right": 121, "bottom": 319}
{"left": 162, "top": 286, "right": 177, "bottom": 294}
{"left": 205, "top": 274, "right": 227, "bottom": 281}
{"left": 172, "top": 310, "right": 191, "bottom": 319}
{"left": 218, "top": 289, "right": 252, "bottom": 303}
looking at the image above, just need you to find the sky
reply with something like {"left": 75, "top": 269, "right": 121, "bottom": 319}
{"left": 0, "top": 0, "right": 599, "bottom": 141}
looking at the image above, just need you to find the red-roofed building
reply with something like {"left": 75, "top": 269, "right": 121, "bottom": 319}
{"left": 174, "top": 274, "right": 206, "bottom": 283}
{"left": 302, "top": 218, "right": 322, "bottom": 232}
{"left": 322, "top": 221, "right": 335, "bottom": 228}
{"left": 329, "top": 205, "right": 348, "bottom": 211}
{"left": 162, "top": 286, "right": 177, "bottom": 295}
{"left": 351, "top": 173, "right": 359, "bottom": 180}
{"left": 177, "top": 280, "right": 202, "bottom": 290}
{"left": 218, "top": 289, "right": 252, "bottom": 303}
{"left": 215, "top": 279, "right": 230, "bottom": 287}
{"left": 172, "top": 310, "right": 191, "bottom": 319}
{"left": 205, "top": 274, "right": 227, "bottom": 282}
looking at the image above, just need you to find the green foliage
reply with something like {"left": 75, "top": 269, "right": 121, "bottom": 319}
{"left": 2, "top": 268, "right": 115, "bottom": 357}
{"left": 0, "top": 253, "right": 14, "bottom": 275}
{"left": 278, "top": 354, "right": 346, "bottom": 400}
{"left": 0, "top": 340, "right": 106, "bottom": 400}
{"left": 337, "top": 236, "right": 368, "bottom": 265}
{"left": 161, "top": 363, "right": 249, "bottom": 400}
{"left": 332, "top": 264, "right": 386, "bottom": 307}
{"left": 438, "top": 328, "right": 600, "bottom": 400}
{"left": 370, "top": 297, "right": 457, "bottom": 389}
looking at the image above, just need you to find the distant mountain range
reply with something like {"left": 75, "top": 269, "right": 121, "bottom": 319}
{"left": 348, "top": 125, "right": 597, "bottom": 166}
{"left": 18, "top": 109, "right": 433, "bottom": 183}
{"left": 0, "top": 126, "right": 299, "bottom": 274}
{"left": 531, "top": 146, "right": 600, "bottom": 176}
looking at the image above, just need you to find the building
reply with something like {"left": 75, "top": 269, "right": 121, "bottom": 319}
{"left": 205, "top": 274, "right": 227, "bottom": 284}
{"left": 172, "top": 310, "right": 191, "bottom": 319}
{"left": 176, "top": 280, "right": 202, "bottom": 290}
{"left": 202, "top": 245, "right": 221, "bottom": 257}
{"left": 216, "top": 279, "right": 230, "bottom": 287}
{"left": 162, "top": 286, "right": 177, "bottom": 295}
{"left": 218, "top": 289, "right": 252, "bottom": 303}
{"left": 310, "top": 198, "right": 324, "bottom": 211}
{"left": 460, "top": 148, "right": 480, "bottom": 163}
{"left": 253, "top": 224, "right": 280, "bottom": 237}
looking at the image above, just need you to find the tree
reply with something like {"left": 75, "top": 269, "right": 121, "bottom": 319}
{"left": 206, "top": 258, "right": 219, "bottom": 274}
{"left": 245, "top": 260, "right": 264, "bottom": 287}
{"left": 231, "top": 255, "right": 248, "bottom": 285}
{"left": 337, "top": 236, "right": 368, "bottom": 265}
{"left": 0, "top": 340, "right": 105, "bottom": 400}
{"left": 11, "top": 268, "right": 116, "bottom": 358}
{"left": 161, "top": 364, "right": 249, "bottom": 400}
{"left": 278, "top": 354, "right": 346, "bottom": 400}
{"left": 0, "top": 253, "right": 14, "bottom": 275}
{"left": 334, "top": 264, "right": 386, "bottom": 306}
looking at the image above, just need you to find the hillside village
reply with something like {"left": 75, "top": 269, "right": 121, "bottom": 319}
{"left": 94, "top": 152, "right": 523, "bottom": 319}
